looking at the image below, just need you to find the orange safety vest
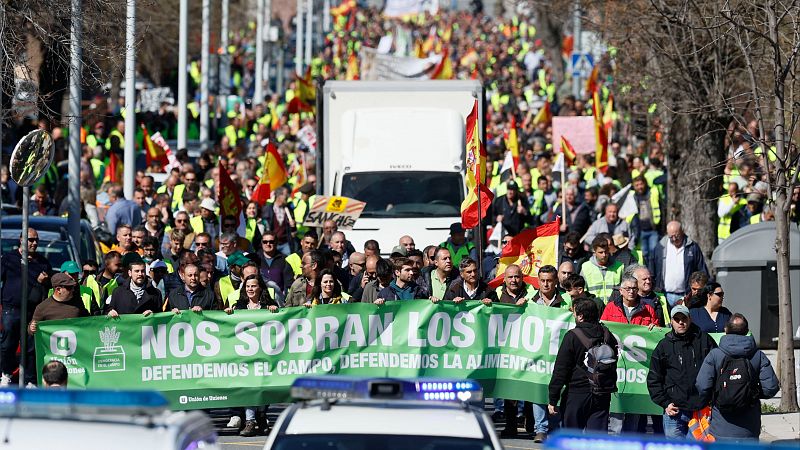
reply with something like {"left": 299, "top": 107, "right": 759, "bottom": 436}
{"left": 688, "top": 406, "right": 715, "bottom": 442}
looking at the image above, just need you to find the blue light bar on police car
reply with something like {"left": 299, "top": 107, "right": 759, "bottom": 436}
{"left": 290, "top": 376, "right": 483, "bottom": 405}
{"left": 544, "top": 432, "right": 797, "bottom": 450}
{"left": 0, "top": 388, "right": 169, "bottom": 418}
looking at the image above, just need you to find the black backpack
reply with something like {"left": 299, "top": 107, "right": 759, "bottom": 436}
{"left": 573, "top": 326, "right": 618, "bottom": 394}
{"left": 714, "top": 353, "right": 761, "bottom": 412}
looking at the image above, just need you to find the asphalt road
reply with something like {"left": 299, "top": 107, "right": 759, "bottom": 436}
{"left": 210, "top": 403, "right": 543, "bottom": 450}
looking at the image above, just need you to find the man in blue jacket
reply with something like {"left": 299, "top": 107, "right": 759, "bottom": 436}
{"left": 695, "top": 313, "right": 779, "bottom": 441}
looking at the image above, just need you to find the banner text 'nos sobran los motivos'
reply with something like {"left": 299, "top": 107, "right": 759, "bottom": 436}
{"left": 36, "top": 301, "right": 669, "bottom": 413}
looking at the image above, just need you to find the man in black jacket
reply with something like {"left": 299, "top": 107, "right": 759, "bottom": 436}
{"left": 442, "top": 258, "right": 493, "bottom": 303}
{"left": 647, "top": 305, "right": 716, "bottom": 439}
{"left": 106, "top": 260, "right": 162, "bottom": 316}
{"left": 548, "top": 297, "right": 618, "bottom": 432}
{"left": 167, "top": 263, "right": 217, "bottom": 312}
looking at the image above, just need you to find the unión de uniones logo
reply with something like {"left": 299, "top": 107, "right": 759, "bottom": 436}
{"left": 93, "top": 326, "right": 126, "bottom": 372}
{"left": 50, "top": 330, "right": 77, "bottom": 356}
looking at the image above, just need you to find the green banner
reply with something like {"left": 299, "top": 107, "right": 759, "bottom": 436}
{"left": 35, "top": 301, "right": 670, "bottom": 413}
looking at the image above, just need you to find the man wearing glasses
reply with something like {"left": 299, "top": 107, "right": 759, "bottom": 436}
{"left": 257, "top": 232, "right": 294, "bottom": 293}
{"left": 0, "top": 228, "right": 52, "bottom": 387}
{"left": 601, "top": 274, "right": 659, "bottom": 435}
{"left": 652, "top": 221, "right": 709, "bottom": 307}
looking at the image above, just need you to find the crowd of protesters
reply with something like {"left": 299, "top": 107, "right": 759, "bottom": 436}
{"left": 0, "top": 4, "right": 790, "bottom": 442}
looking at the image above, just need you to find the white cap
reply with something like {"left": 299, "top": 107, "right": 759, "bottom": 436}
{"left": 149, "top": 260, "right": 168, "bottom": 270}
{"left": 200, "top": 198, "right": 217, "bottom": 211}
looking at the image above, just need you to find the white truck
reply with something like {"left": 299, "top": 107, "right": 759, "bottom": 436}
{"left": 317, "top": 80, "right": 484, "bottom": 254}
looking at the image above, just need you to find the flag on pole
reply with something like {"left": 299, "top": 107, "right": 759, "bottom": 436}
{"left": 592, "top": 91, "right": 609, "bottom": 174}
{"left": 297, "top": 67, "right": 316, "bottom": 105}
{"left": 488, "top": 219, "right": 560, "bottom": 289}
{"left": 603, "top": 93, "right": 615, "bottom": 131}
{"left": 142, "top": 124, "right": 169, "bottom": 169}
{"left": 585, "top": 65, "right": 599, "bottom": 95}
{"left": 430, "top": 48, "right": 454, "bottom": 80}
{"left": 103, "top": 151, "right": 122, "bottom": 184}
{"left": 532, "top": 100, "right": 552, "bottom": 126}
{"left": 252, "top": 141, "right": 288, "bottom": 206}
{"left": 218, "top": 161, "right": 243, "bottom": 226}
{"left": 461, "top": 99, "right": 494, "bottom": 229}
{"left": 507, "top": 116, "right": 520, "bottom": 169}
{"left": 346, "top": 52, "right": 360, "bottom": 80}
{"left": 560, "top": 135, "right": 577, "bottom": 167}
{"left": 612, "top": 183, "right": 638, "bottom": 220}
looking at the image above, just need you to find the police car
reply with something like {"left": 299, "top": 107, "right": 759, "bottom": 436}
{"left": 0, "top": 388, "right": 219, "bottom": 449}
{"left": 263, "top": 376, "right": 503, "bottom": 450}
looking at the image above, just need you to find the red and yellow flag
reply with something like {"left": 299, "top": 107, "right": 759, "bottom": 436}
{"left": 346, "top": 53, "right": 360, "bottom": 80}
{"left": 560, "top": 135, "right": 577, "bottom": 167}
{"left": 430, "top": 47, "right": 453, "bottom": 80}
{"left": 461, "top": 99, "right": 494, "bottom": 229}
{"left": 252, "top": 141, "right": 289, "bottom": 206}
{"left": 586, "top": 65, "right": 599, "bottom": 95}
{"left": 507, "top": 116, "right": 520, "bottom": 169}
{"left": 603, "top": 93, "right": 615, "bottom": 131}
{"left": 103, "top": 151, "right": 122, "bottom": 184}
{"left": 297, "top": 67, "right": 316, "bottom": 106}
{"left": 488, "top": 219, "right": 560, "bottom": 289}
{"left": 218, "top": 161, "right": 243, "bottom": 225}
{"left": 142, "top": 124, "right": 169, "bottom": 169}
{"left": 592, "top": 90, "right": 609, "bottom": 174}
{"left": 532, "top": 100, "right": 552, "bottom": 126}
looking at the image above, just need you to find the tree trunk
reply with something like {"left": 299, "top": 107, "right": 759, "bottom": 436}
{"left": 533, "top": 5, "right": 565, "bottom": 88}
{"left": 664, "top": 113, "right": 727, "bottom": 263}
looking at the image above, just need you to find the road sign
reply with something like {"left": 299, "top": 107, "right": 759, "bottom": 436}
{"left": 570, "top": 52, "right": 594, "bottom": 77}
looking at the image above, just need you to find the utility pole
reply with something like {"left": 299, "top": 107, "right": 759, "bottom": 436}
{"left": 68, "top": 0, "right": 82, "bottom": 245}
{"left": 295, "top": 0, "right": 303, "bottom": 75}
{"left": 323, "top": 0, "right": 331, "bottom": 32}
{"left": 124, "top": 0, "right": 136, "bottom": 199}
{"left": 200, "top": 0, "right": 210, "bottom": 151}
{"left": 177, "top": 0, "right": 188, "bottom": 150}
{"left": 572, "top": 0, "right": 582, "bottom": 99}
{"left": 304, "top": 0, "right": 312, "bottom": 68}
{"left": 254, "top": 0, "right": 265, "bottom": 104}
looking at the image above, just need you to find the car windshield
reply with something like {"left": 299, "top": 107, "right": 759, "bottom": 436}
{"left": 341, "top": 172, "right": 463, "bottom": 218}
{"left": 272, "top": 434, "right": 492, "bottom": 450}
{"left": 1, "top": 234, "right": 73, "bottom": 270}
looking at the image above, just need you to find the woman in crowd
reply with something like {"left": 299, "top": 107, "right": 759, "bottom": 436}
{"left": 689, "top": 282, "right": 732, "bottom": 333}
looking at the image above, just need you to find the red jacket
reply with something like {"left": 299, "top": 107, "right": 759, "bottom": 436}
{"left": 601, "top": 299, "right": 659, "bottom": 326}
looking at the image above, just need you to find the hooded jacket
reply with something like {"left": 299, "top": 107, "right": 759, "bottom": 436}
{"left": 695, "top": 334, "right": 779, "bottom": 440}
{"left": 647, "top": 323, "right": 717, "bottom": 410}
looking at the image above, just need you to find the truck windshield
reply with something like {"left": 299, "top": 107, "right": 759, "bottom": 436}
{"left": 341, "top": 172, "right": 463, "bottom": 218}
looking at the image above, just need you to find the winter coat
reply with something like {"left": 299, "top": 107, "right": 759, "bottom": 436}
{"left": 443, "top": 278, "right": 493, "bottom": 301}
{"left": 600, "top": 298, "right": 659, "bottom": 326}
{"left": 166, "top": 285, "right": 217, "bottom": 311}
{"left": 549, "top": 321, "right": 619, "bottom": 404}
{"left": 105, "top": 279, "right": 162, "bottom": 315}
{"left": 695, "top": 334, "right": 780, "bottom": 440}
{"left": 377, "top": 281, "right": 428, "bottom": 301}
{"left": 647, "top": 323, "right": 717, "bottom": 411}
{"left": 651, "top": 236, "right": 710, "bottom": 293}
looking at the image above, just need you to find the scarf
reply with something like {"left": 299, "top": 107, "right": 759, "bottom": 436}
{"left": 130, "top": 281, "right": 145, "bottom": 300}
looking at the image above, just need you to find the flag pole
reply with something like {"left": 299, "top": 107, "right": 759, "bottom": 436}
{"left": 476, "top": 184, "right": 483, "bottom": 276}
{"left": 561, "top": 155, "right": 567, "bottom": 232}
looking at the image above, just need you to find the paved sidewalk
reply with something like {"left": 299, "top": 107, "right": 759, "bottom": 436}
{"left": 760, "top": 412, "right": 799, "bottom": 442}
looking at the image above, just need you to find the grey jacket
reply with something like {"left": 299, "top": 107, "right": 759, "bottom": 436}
{"left": 695, "top": 334, "right": 779, "bottom": 440}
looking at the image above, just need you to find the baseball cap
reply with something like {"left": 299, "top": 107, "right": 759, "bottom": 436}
{"left": 150, "top": 259, "right": 168, "bottom": 271}
{"left": 227, "top": 251, "right": 249, "bottom": 267}
{"left": 60, "top": 261, "right": 81, "bottom": 274}
{"left": 51, "top": 272, "right": 77, "bottom": 288}
{"left": 671, "top": 304, "right": 690, "bottom": 318}
{"left": 449, "top": 223, "right": 465, "bottom": 234}
{"left": 506, "top": 180, "right": 519, "bottom": 191}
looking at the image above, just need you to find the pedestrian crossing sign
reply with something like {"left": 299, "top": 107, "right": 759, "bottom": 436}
{"left": 571, "top": 53, "right": 594, "bottom": 77}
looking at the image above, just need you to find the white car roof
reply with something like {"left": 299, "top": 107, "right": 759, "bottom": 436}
{"left": 284, "top": 403, "right": 485, "bottom": 439}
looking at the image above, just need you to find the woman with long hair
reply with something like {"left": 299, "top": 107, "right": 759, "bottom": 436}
{"left": 689, "top": 282, "right": 732, "bottom": 333}
{"left": 306, "top": 269, "right": 346, "bottom": 306}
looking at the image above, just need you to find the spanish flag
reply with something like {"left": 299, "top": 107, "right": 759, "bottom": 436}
{"left": 103, "top": 151, "right": 122, "bottom": 184}
{"left": 346, "top": 53, "right": 359, "bottom": 80}
{"left": 430, "top": 47, "right": 453, "bottom": 80}
{"left": 488, "top": 219, "right": 560, "bottom": 289}
{"left": 592, "top": 90, "right": 609, "bottom": 174}
{"left": 586, "top": 65, "right": 599, "bottom": 95}
{"left": 532, "top": 100, "right": 552, "bottom": 126}
{"left": 460, "top": 99, "right": 493, "bottom": 229}
{"left": 252, "top": 141, "right": 289, "bottom": 206}
{"left": 297, "top": 67, "right": 316, "bottom": 106}
{"left": 142, "top": 124, "right": 168, "bottom": 169}
{"left": 507, "top": 116, "right": 520, "bottom": 169}
{"left": 218, "top": 161, "right": 243, "bottom": 225}
{"left": 560, "top": 135, "right": 576, "bottom": 167}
